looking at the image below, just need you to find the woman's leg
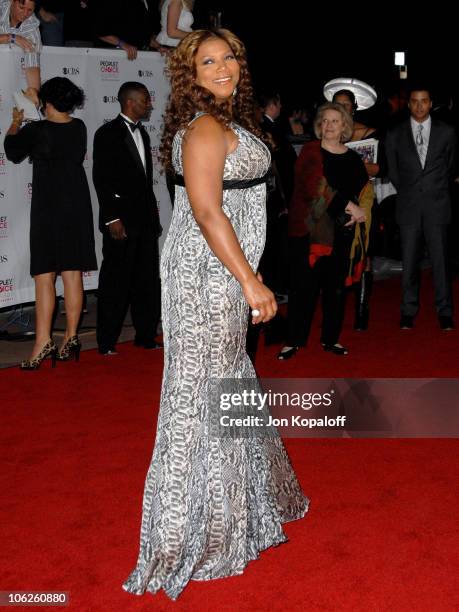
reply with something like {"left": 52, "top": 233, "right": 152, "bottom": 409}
{"left": 61, "top": 270, "right": 83, "bottom": 343}
{"left": 31, "top": 272, "right": 57, "bottom": 358}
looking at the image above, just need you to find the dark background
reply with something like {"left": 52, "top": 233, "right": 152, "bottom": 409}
{"left": 193, "top": 1, "right": 457, "bottom": 122}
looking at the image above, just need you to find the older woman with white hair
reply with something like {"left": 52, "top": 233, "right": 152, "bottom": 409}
{"left": 277, "top": 102, "right": 373, "bottom": 360}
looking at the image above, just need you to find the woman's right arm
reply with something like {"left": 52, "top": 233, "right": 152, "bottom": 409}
{"left": 166, "top": 0, "right": 191, "bottom": 40}
{"left": 3, "top": 110, "right": 34, "bottom": 163}
{"left": 182, "top": 116, "right": 277, "bottom": 323}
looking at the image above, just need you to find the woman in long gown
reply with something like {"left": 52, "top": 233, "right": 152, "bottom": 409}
{"left": 123, "top": 29, "right": 309, "bottom": 601}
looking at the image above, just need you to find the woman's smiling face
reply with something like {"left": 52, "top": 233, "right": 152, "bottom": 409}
{"left": 194, "top": 38, "right": 240, "bottom": 102}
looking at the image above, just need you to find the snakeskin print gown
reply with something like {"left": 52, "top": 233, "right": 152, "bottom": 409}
{"left": 123, "top": 121, "right": 309, "bottom": 600}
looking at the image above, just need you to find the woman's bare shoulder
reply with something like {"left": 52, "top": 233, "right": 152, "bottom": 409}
{"left": 183, "top": 114, "right": 226, "bottom": 145}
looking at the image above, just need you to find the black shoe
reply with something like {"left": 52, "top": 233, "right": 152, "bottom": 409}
{"left": 322, "top": 343, "right": 349, "bottom": 356}
{"left": 277, "top": 346, "right": 298, "bottom": 360}
{"left": 99, "top": 347, "right": 118, "bottom": 356}
{"left": 134, "top": 338, "right": 163, "bottom": 349}
{"left": 400, "top": 315, "right": 414, "bottom": 329}
{"left": 439, "top": 315, "right": 455, "bottom": 331}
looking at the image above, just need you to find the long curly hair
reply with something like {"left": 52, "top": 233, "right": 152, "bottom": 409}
{"left": 160, "top": 29, "right": 264, "bottom": 174}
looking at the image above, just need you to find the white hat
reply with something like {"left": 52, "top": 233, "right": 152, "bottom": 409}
{"left": 323, "top": 78, "right": 377, "bottom": 110}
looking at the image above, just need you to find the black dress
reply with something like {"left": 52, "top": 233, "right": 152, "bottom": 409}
{"left": 4, "top": 119, "right": 97, "bottom": 276}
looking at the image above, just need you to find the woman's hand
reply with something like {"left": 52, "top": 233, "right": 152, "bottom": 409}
{"left": 12, "top": 107, "right": 24, "bottom": 126}
{"left": 13, "top": 34, "right": 35, "bottom": 52}
{"left": 345, "top": 201, "right": 366, "bottom": 225}
{"left": 242, "top": 273, "right": 277, "bottom": 324}
{"left": 7, "top": 108, "right": 25, "bottom": 136}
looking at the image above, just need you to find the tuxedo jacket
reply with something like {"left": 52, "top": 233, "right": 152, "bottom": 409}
{"left": 385, "top": 118, "right": 457, "bottom": 226}
{"left": 92, "top": 115, "right": 161, "bottom": 235}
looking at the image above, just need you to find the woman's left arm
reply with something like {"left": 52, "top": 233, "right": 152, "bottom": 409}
{"left": 166, "top": 0, "right": 192, "bottom": 40}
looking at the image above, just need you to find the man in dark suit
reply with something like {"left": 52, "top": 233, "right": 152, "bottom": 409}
{"left": 385, "top": 86, "right": 457, "bottom": 330}
{"left": 257, "top": 91, "right": 296, "bottom": 295}
{"left": 93, "top": 81, "right": 162, "bottom": 355}
{"left": 258, "top": 91, "right": 297, "bottom": 206}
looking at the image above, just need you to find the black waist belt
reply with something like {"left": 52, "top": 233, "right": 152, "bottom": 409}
{"left": 173, "top": 173, "right": 269, "bottom": 190}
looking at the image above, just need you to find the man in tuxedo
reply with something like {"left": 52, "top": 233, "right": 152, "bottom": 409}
{"left": 385, "top": 86, "right": 457, "bottom": 331}
{"left": 93, "top": 82, "right": 162, "bottom": 355}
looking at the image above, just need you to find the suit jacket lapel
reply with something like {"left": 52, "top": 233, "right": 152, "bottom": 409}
{"left": 423, "top": 118, "right": 438, "bottom": 169}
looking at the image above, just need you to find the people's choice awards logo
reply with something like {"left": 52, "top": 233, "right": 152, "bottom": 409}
{"left": 0, "top": 276, "right": 14, "bottom": 301}
{"left": 100, "top": 60, "right": 120, "bottom": 81}
{"left": 103, "top": 95, "right": 118, "bottom": 104}
{"left": 138, "top": 69, "right": 153, "bottom": 78}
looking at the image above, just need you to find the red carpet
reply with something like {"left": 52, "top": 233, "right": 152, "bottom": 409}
{"left": 1, "top": 273, "right": 458, "bottom": 611}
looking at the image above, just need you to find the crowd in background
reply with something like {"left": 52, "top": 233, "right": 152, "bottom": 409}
{"left": 2, "top": 0, "right": 459, "bottom": 368}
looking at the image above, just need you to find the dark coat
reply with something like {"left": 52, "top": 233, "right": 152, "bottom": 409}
{"left": 385, "top": 118, "right": 457, "bottom": 226}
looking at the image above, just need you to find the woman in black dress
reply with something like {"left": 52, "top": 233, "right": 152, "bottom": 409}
{"left": 4, "top": 77, "right": 97, "bottom": 369}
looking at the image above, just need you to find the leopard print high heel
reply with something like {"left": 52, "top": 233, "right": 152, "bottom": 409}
{"left": 57, "top": 335, "right": 82, "bottom": 362}
{"left": 20, "top": 340, "right": 58, "bottom": 370}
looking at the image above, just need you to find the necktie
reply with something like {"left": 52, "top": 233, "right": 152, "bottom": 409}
{"left": 416, "top": 124, "right": 426, "bottom": 167}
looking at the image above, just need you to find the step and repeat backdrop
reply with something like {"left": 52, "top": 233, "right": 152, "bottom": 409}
{"left": 0, "top": 46, "right": 171, "bottom": 308}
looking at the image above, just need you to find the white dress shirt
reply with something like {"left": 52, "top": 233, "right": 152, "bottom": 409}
{"left": 120, "top": 113, "right": 146, "bottom": 170}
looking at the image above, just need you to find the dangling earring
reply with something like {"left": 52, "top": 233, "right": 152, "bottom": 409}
{"left": 232, "top": 86, "right": 238, "bottom": 97}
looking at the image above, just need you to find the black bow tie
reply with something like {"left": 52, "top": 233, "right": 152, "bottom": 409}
{"left": 125, "top": 120, "right": 141, "bottom": 132}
